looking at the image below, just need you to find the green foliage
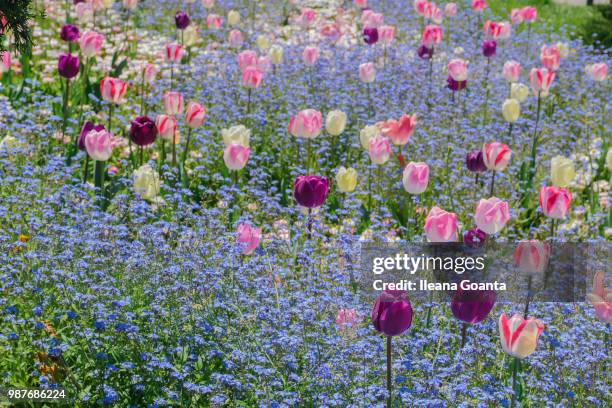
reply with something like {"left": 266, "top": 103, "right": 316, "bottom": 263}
{"left": 0, "top": 0, "right": 38, "bottom": 54}
{"left": 581, "top": 5, "right": 612, "bottom": 49}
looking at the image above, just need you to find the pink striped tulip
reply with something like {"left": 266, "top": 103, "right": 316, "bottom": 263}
{"left": 424, "top": 3, "right": 442, "bottom": 24}
{"left": 502, "top": 60, "right": 521, "bottom": 83}
{"left": 474, "top": 197, "right": 510, "bottom": 235}
{"left": 229, "top": 29, "right": 244, "bottom": 48}
{"left": 378, "top": 113, "right": 417, "bottom": 146}
{"left": 499, "top": 313, "right": 544, "bottom": 359}
{"left": 540, "top": 45, "right": 560, "bottom": 71}
{"left": 414, "top": 0, "right": 428, "bottom": 16}
{"left": 224, "top": 143, "right": 250, "bottom": 170}
{"left": 185, "top": 102, "right": 207, "bottom": 128}
{"left": 84, "top": 129, "right": 113, "bottom": 161}
{"left": 238, "top": 50, "right": 258, "bottom": 72}
{"left": 402, "top": 162, "right": 429, "bottom": 194}
{"left": 143, "top": 63, "right": 157, "bottom": 83}
{"left": 368, "top": 135, "right": 392, "bottom": 165}
{"left": 498, "top": 22, "right": 512, "bottom": 39}
{"left": 79, "top": 31, "right": 104, "bottom": 57}
{"left": 289, "top": 109, "right": 323, "bottom": 139}
{"left": 539, "top": 186, "right": 572, "bottom": 219}
{"left": 421, "top": 25, "right": 443, "bottom": 48}
{"left": 586, "top": 63, "right": 608, "bottom": 82}
{"left": 587, "top": 272, "right": 612, "bottom": 323}
{"left": 424, "top": 207, "right": 457, "bottom": 242}
{"left": 379, "top": 25, "right": 395, "bottom": 45}
{"left": 514, "top": 240, "right": 550, "bottom": 274}
{"left": 165, "top": 43, "right": 183, "bottom": 63}
{"left": 155, "top": 115, "right": 177, "bottom": 141}
{"left": 483, "top": 142, "right": 512, "bottom": 171}
{"left": 163, "top": 91, "right": 184, "bottom": 115}
{"left": 471, "top": 0, "right": 487, "bottom": 12}
{"left": 242, "top": 66, "right": 263, "bottom": 88}
{"left": 529, "top": 68, "right": 555, "bottom": 96}
{"left": 302, "top": 46, "right": 320, "bottom": 67}
{"left": 483, "top": 20, "right": 502, "bottom": 39}
{"left": 236, "top": 223, "right": 262, "bottom": 255}
{"left": 206, "top": 14, "right": 222, "bottom": 30}
{"left": 298, "top": 7, "right": 316, "bottom": 27}
{"left": 100, "top": 77, "right": 127, "bottom": 104}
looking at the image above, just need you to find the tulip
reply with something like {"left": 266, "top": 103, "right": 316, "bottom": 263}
{"left": 319, "top": 24, "right": 342, "bottom": 44}
{"left": 372, "top": 290, "right": 413, "bottom": 337}
{"left": 336, "top": 308, "right": 360, "bottom": 331}
{"left": 143, "top": 63, "right": 157, "bottom": 83}
{"left": 84, "top": 129, "right": 113, "bottom": 162}
{"left": 182, "top": 25, "right": 199, "bottom": 47}
{"left": 298, "top": 7, "right": 316, "bottom": 27}
{"left": 499, "top": 313, "right": 544, "bottom": 359}
{"left": 201, "top": 0, "right": 215, "bottom": 9}
{"left": 268, "top": 45, "right": 283, "bottom": 65}
{"left": 80, "top": 31, "right": 104, "bottom": 57}
{"left": 417, "top": 45, "right": 433, "bottom": 60}
{"left": 451, "top": 288, "right": 496, "bottom": 326}
{"left": 355, "top": 0, "right": 367, "bottom": 8}
{"left": 155, "top": 115, "right": 177, "bottom": 141}
{"left": 424, "top": 3, "right": 442, "bottom": 23}
{"left": 362, "top": 10, "right": 384, "bottom": 27}
{"left": 60, "top": 24, "right": 80, "bottom": 42}
{"left": 483, "top": 142, "right": 512, "bottom": 171}
{"left": 363, "top": 27, "right": 378, "bottom": 45}
{"left": 302, "top": 46, "right": 320, "bottom": 67}
{"left": 236, "top": 223, "right": 262, "bottom": 255}
{"left": 0, "top": 51, "right": 10, "bottom": 73}
{"left": 293, "top": 175, "right": 329, "bottom": 208}
{"left": 424, "top": 206, "right": 457, "bottom": 242}
{"left": 238, "top": 50, "right": 258, "bottom": 72}
{"left": 466, "top": 150, "right": 487, "bottom": 173}
{"left": 529, "top": 67, "right": 555, "bottom": 96}
{"left": 510, "top": 9, "right": 523, "bottom": 25}
{"left": 165, "top": 43, "right": 183, "bottom": 63}
{"left": 288, "top": 109, "right": 323, "bottom": 139}
{"left": 223, "top": 143, "right": 250, "bottom": 171}
{"left": 550, "top": 156, "right": 575, "bottom": 187}
{"left": 482, "top": 40, "right": 496, "bottom": 58}
{"left": 448, "top": 59, "right": 468, "bottom": 82}
{"left": 360, "top": 125, "right": 380, "bottom": 149}
{"left": 185, "top": 102, "right": 206, "bottom": 129}
{"left": 540, "top": 45, "right": 560, "bottom": 72}
{"left": 123, "top": 0, "right": 138, "bottom": 10}
{"left": 163, "top": 91, "right": 184, "bottom": 115}
{"left": 445, "top": 3, "right": 457, "bottom": 17}
{"left": 100, "top": 77, "right": 127, "bottom": 104}
{"left": 421, "top": 24, "right": 443, "bottom": 48}
{"left": 228, "top": 10, "right": 241, "bottom": 26}
{"left": 503, "top": 60, "right": 521, "bottom": 83}
{"left": 498, "top": 22, "right": 512, "bottom": 40}
{"left": 78, "top": 122, "right": 105, "bottom": 151}
{"left": 359, "top": 62, "right": 376, "bottom": 83}
{"left": 607, "top": 149, "right": 612, "bottom": 172}
{"left": 587, "top": 272, "right": 612, "bottom": 323}
{"left": 447, "top": 76, "right": 467, "bottom": 92}
{"left": 474, "top": 197, "right": 510, "bottom": 234}
{"left": 368, "top": 136, "right": 391, "bottom": 165}
{"left": 133, "top": 164, "right": 160, "bottom": 201}
{"left": 471, "top": 0, "right": 487, "bottom": 12}
{"left": 414, "top": 0, "right": 428, "bottom": 15}
{"left": 175, "top": 11, "right": 190, "bottom": 30}
{"left": 229, "top": 29, "right": 244, "bottom": 48}
{"left": 129, "top": 116, "right": 158, "bottom": 147}
{"left": 58, "top": 53, "right": 80, "bottom": 79}
{"left": 206, "top": 14, "right": 222, "bottom": 30}
{"left": 539, "top": 186, "right": 572, "bottom": 219}
{"left": 463, "top": 228, "right": 486, "bottom": 246}
{"left": 325, "top": 110, "right": 347, "bottom": 136}
{"left": 502, "top": 98, "right": 520, "bottom": 123}
{"left": 510, "top": 82, "right": 529, "bottom": 102}
{"left": 336, "top": 167, "right": 358, "bottom": 193}
{"left": 402, "top": 162, "right": 429, "bottom": 194}
{"left": 379, "top": 25, "right": 395, "bottom": 45}
{"left": 222, "top": 125, "right": 251, "bottom": 147}
{"left": 241, "top": 66, "right": 263, "bottom": 89}
{"left": 586, "top": 63, "right": 608, "bottom": 82}
{"left": 556, "top": 42, "right": 570, "bottom": 58}
{"left": 514, "top": 240, "right": 550, "bottom": 274}
{"left": 378, "top": 114, "right": 417, "bottom": 146}
{"left": 521, "top": 6, "right": 537, "bottom": 23}
{"left": 483, "top": 20, "right": 502, "bottom": 39}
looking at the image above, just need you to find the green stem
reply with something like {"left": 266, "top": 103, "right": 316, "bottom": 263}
{"left": 83, "top": 155, "right": 90, "bottom": 183}
{"left": 182, "top": 128, "right": 192, "bottom": 170}
{"left": 482, "top": 57, "right": 491, "bottom": 129}
{"left": 489, "top": 170, "right": 496, "bottom": 197}
{"left": 386, "top": 336, "right": 392, "bottom": 408}
{"left": 511, "top": 357, "right": 519, "bottom": 407}
{"left": 93, "top": 160, "right": 105, "bottom": 203}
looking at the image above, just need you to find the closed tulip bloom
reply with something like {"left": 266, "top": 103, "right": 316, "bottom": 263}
{"left": 498, "top": 22, "right": 512, "bottom": 39}
{"left": 521, "top": 6, "right": 537, "bottom": 23}
{"left": 175, "top": 11, "right": 190, "bottom": 30}
{"left": 360, "top": 125, "right": 380, "bottom": 149}
{"left": 368, "top": 135, "right": 392, "bottom": 165}
{"left": 587, "top": 272, "right": 612, "bottom": 323}
{"left": 483, "top": 142, "right": 512, "bottom": 171}
{"left": 206, "top": 14, "right": 222, "bottom": 30}
{"left": 586, "top": 63, "right": 608, "bottom": 82}
{"left": 155, "top": 115, "right": 177, "bottom": 141}
{"left": 510, "top": 9, "right": 523, "bottom": 24}
{"left": 371, "top": 290, "right": 413, "bottom": 337}
{"left": 238, "top": 50, "right": 258, "bottom": 71}
{"left": 539, "top": 186, "right": 572, "bottom": 219}
{"left": 228, "top": 29, "right": 244, "bottom": 48}
{"left": 502, "top": 98, "right": 520, "bottom": 123}
{"left": 417, "top": 44, "right": 434, "bottom": 60}
{"left": 256, "top": 35, "right": 270, "bottom": 52}
{"left": 499, "top": 313, "right": 544, "bottom": 359}
{"left": 402, "top": 162, "right": 429, "bottom": 195}
{"left": 336, "top": 167, "right": 358, "bottom": 193}
{"left": 466, "top": 150, "right": 487, "bottom": 173}
{"left": 268, "top": 45, "right": 283, "bottom": 65}
{"left": 78, "top": 122, "right": 105, "bottom": 151}
{"left": 363, "top": 27, "right": 378, "bottom": 45}
{"left": 325, "top": 110, "right": 347, "bottom": 136}
{"left": 185, "top": 102, "right": 206, "bottom": 129}
{"left": 378, "top": 113, "right": 417, "bottom": 146}
{"left": 414, "top": 0, "right": 428, "bottom": 15}
{"left": 165, "top": 43, "right": 183, "bottom": 63}
{"left": 222, "top": 125, "right": 251, "bottom": 147}
{"left": 289, "top": 109, "right": 323, "bottom": 139}
{"left": 236, "top": 223, "right": 262, "bottom": 255}
{"left": 540, "top": 45, "right": 560, "bottom": 71}
{"left": 223, "top": 143, "right": 250, "bottom": 170}
{"left": 514, "top": 240, "right": 550, "bottom": 274}
{"left": 482, "top": 40, "right": 497, "bottom": 58}
{"left": 58, "top": 54, "right": 80, "bottom": 79}
{"left": 60, "top": 24, "right": 80, "bottom": 42}
{"left": 448, "top": 59, "right": 469, "bottom": 82}
{"left": 0, "top": 51, "right": 10, "bottom": 73}
{"left": 242, "top": 66, "right": 263, "bottom": 88}
{"left": 227, "top": 10, "right": 241, "bottom": 26}
{"left": 133, "top": 164, "right": 160, "bottom": 200}
{"left": 80, "top": 31, "right": 104, "bottom": 57}
{"left": 379, "top": 25, "right": 395, "bottom": 45}
{"left": 424, "top": 206, "right": 457, "bottom": 242}
{"left": 362, "top": 10, "right": 384, "bottom": 28}
{"left": 100, "top": 76, "right": 127, "bottom": 103}
{"left": 143, "top": 63, "right": 157, "bottom": 83}
{"left": 510, "top": 82, "right": 529, "bottom": 102}
{"left": 84, "top": 129, "right": 113, "bottom": 161}
{"left": 474, "top": 197, "right": 510, "bottom": 234}
{"left": 556, "top": 42, "right": 570, "bottom": 58}
{"left": 359, "top": 62, "right": 376, "bottom": 83}
{"left": 471, "top": 0, "right": 487, "bottom": 12}
{"left": 483, "top": 20, "right": 502, "bottom": 39}
{"left": 163, "top": 91, "right": 184, "bottom": 115}
{"left": 424, "top": 3, "right": 442, "bottom": 23}
{"left": 451, "top": 288, "right": 496, "bottom": 324}
{"left": 529, "top": 67, "right": 555, "bottom": 96}
{"left": 293, "top": 175, "right": 329, "bottom": 208}
{"left": 463, "top": 228, "right": 487, "bottom": 246}
{"left": 129, "top": 116, "right": 158, "bottom": 146}
{"left": 503, "top": 60, "right": 521, "bottom": 83}
{"left": 444, "top": 3, "right": 457, "bottom": 17}
{"left": 421, "top": 25, "right": 443, "bottom": 48}
{"left": 182, "top": 25, "right": 200, "bottom": 47}
{"left": 302, "top": 46, "right": 320, "bottom": 66}
{"left": 550, "top": 156, "right": 575, "bottom": 187}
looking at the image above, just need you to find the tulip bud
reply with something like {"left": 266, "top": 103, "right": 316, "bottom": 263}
{"left": 228, "top": 10, "right": 241, "bottom": 26}
{"left": 229, "top": 29, "right": 244, "bottom": 48}
{"left": 100, "top": 77, "right": 127, "bottom": 104}
{"left": 134, "top": 164, "right": 160, "bottom": 200}
{"left": 402, "top": 162, "right": 429, "bottom": 194}
{"left": 241, "top": 67, "right": 263, "bottom": 89}
{"left": 325, "top": 110, "right": 347, "bottom": 136}
{"left": 483, "top": 142, "right": 512, "bottom": 171}
{"left": 336, "top": 167, "right": 358, "bottom": 193}
{"left": 550, "top": 156, "right": 575, "bottom": 187}
{"left": 482, "top": 40, "right": 497, "bottom": 58}
{"left": 58, "top": 54, "right": 80, "bottom": 79}
{"left": 60, "top": 24, "right": 80, "bottom": 42}
{"left": 302, "top": 46, "right": 320, "bottom": 67}
{"left": 236, "top": 223, "right": 261, "bottom": 255}
{"left": 499, "top": 313, "right": 544, "bottom": 359}
{"left": 268, "top": 45, "right": 284, "bottom": 65}
{"left": 143, "top": 63, "right": 157, "bottom": 83}
{"left": 424, "top": 206, "right": 457, "bottom": 242}
{"left": 185, "top": 102, "right": 207, "bottom": 129}
{"left": 182, "top": 25, "right": 199, "bottom": 47}
{"left": 80, "top": 31, "right": 104, "bottom": 57}
{"left": 129, "top": 116, "right": 158, "bottom": 146}
{"left": 163, "top": 91, "right": 184, "bottom": 115}
{"left": 288, "top": 109, "right": 323, "bottom": 139}
{"left": 510, "top": 83, "right": 529, "bottom": 102}
{"left": 155, "top": 115, "right": 177, "bottom": 141}
{"left": 293, "top": 175, "right": 329, "bottom": 208}
{"left": 223, "top": 143, "right": 250, "bottom": 170}
{"left": 206, "top": 14, "right": 222, "bottom": 30}
{"left": 474, "top": 197, "right": 510, "bottom": 235}
{"left": 368, "top": 135, "right": 391, "bottom": 165}
{"left": 371, "top": 290, "right": 413, "bottom": 337}
{"left": 466, "top": 150, "right": 487, "bottom": 173}
{"left": 363, "top": 27, "right": 378, "bottom": 45}
{"left": 175, "top": 11, "right": 191, "bottom": 30}
{"left": 84, "top": 129, "right": 113, "bottom": 161}
{"left": 451, "top": 289, "right": 496, "bottom": 324}
{"left": 514, "top": 240, "right": 550, "bottom": 274}
{"left": 0, "top": 51, "right": 10, "bottom": 73}
{"left": 607, "top": 149, "right": 612, "bottom": 172}
{"left": 78, "top": 122, "right": 105, "bottom": 151}
{"left": 502, "top": 98, "right": 520, "bottom": 123}
{"left": 539, "top": 186, "right": 572, "bottom": 219}
{"left": 463, "top": 228, "right": 486, "bottom": 246}
{"left": 222, "top": 125, "right": 251, "bottom": 147}
{"left": 502, "top": 60, "right": 521, "bottom": 83}
{"left": 586, "top": 272, "right": 612, "bottom": 323}
{"left": 256, "top": 35, "right": 270, "bottom": 52}
{"left": 360, "top": 125, "right": 380, "bottom": 149}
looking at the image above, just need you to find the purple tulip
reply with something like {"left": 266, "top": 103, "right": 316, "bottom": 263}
{"left": 450, "top": 288, "right": 496, "bottom": 324}
{"left": 58, "top": 54, "right": 80, "bottom": 79}
{"left": 363, "top": 27, "right": 378, "bottom": 45}
{"left": 482, "top": 40, "right": 497, "bottom": 58}
{"left": 417, "top": 44, "right": 433, "bottom": 60}
{"left": 447, "top": 76, "right": 467, "bottom": 91}
{"left": 60, "top": 24, "right": 80, "bottom": 42}
{"left": 175, "top": 11, "right": 191, "bottom": 30}
{"left": 463, "top": 228, "right": 487, "bottom": 246}
{"left": 293, "top": 176, "right": 329, "bottom": 208}
{"left": 466, "top": 150, "right": 487, "bottom": 173}
{"left": 78, "top": 121, "right": 105, "bottom": 151}
{"left": 129, "top": 116, "right": 158, "bottom": 146}
{"left": 372, "top": 290, "right": 413, "bottom": 337}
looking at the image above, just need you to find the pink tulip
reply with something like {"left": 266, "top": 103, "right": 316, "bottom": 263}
{"left": 424, "top": 3, "right": 442, "bottom": 24}
{"left": 529, "top": 67, "right": 555, "bottom": 95}
{"left": 379, "top": 25, "right": 395, "bottom": 45}
{"left": 0, "top": 51, "right": 10, "bottom": 73}
{"left": 229, "top": 29, "right": 244, "bottom": 48}
{"left": 100, "top": 77, "right": 127, "bottom": 104}
{"left": 540, "top": 45, "right": 560, "bottom": 71}
{"left": 402, "top": 162, "right": 429, "bottom": 194}
{"left": 586, "top": 63, "right": 608, "bottom": 82}
{"left": 202, "top": 0, "right": 215, "bottom": 8}
{"left": 498, "top": 22, "right": 512, "bottom": 39}
{"left": 223, "top": 143, "right": 250, "bottom": 170}
{"left": 368, "top": 135, "right": 392, "bottom": 165}
{"left": 499, "top": 313, "right": 544, "bottom": 359}
{"left": 185, "top": 102, "right": 207, "bottom": 129}
{"left": 414, "top": 0, "right": 428, "bottom": 16}
{"left": 502, "top": 60, "right": 521, "bottom": 83}
{"left": 471, "top": 0, "right": 487, "bottom": 12}
{"left": 80, "top": 31, "right": 104, "bottom": 57}
{"left": 421, "top": 25, "right": 443, "bottom": 48}
{"left": 123, "top": 0, "right": 138, "bottom": 10}
{"left": 236, "top": 223, "right": 262, "bottom": 255}
{"left": 143, "top": 63, "right": 157, "bottom": 83}
{"left": 514, "top": 240, "right": 550, "bottom": 274}
{"left": 320, "top": 23, "right": 343, "bottom": 44}
{"left": 84, "top": 129, "right": 113, "bottom": 161}
{"left": 483, "top": 20, "right": 502, "bottom": 39}
{"left": 510, "top": 9, "right": 523, "bottom": 24}
{"left": 165, "top": 43, "right": 183, "bottom": 63}
{"left": 354, "top": 0, "right": 368, "bottom": 9}
{"left": 336, "top": 308, "right": 360, "bottom": 330}
{"left": 424, "top": 206, "right": 457, "bottom": 242}
{"left": 474, "top": 197, "right": 510, "bottom": 235}
{"left": 483, "top": 142, "right": 512, "bottom": 171}
{"left": 206, "top": 14, "right": 222, "bottom": 30}
{"left": 539, "top": 186, "right": 572, "bottom": 219}
{"left": 587, "top": 272, "right": 612, "bottom": 323}
{"left": 163, "top": 91, "right": 184, "bottom": 115}
{"left": 521, "top": 6, "right": 537, "bottom": 23}
{"left": 75, "top": 2, "right": 94, "bottom": 22}
{"left": 298, "top": 7, "right": 316, "bottom": 27}
{"left": 238, "top": 50, "right": 258, "bottom": 72}
{"left": 378, "top": 113, "right": 417, "bottom": 146}
{"left": 444, "top": 3, "right": 457, "bottom": 17}
{"left": 359, "top": 62, "right": 376, "bottom": 83}
{"left": 256, "top": 56, "right": 272, "bottom": 73}
{"left": 362, "top": 10, "right": 384, "bottom": 28}
{"left": 242, "top": 66, "right": 263, "bottom": 88}
{"left": 288, "top": 109, "right": 323, "bottom": 139}
{"left": 155, "top": 114, "right": 177, "bottom": 141}
{"left": 302, "top": 46, "right": 320, "bottom": 67}
{"left": 448, "top": 58, "right": 469, "bottom": 82}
